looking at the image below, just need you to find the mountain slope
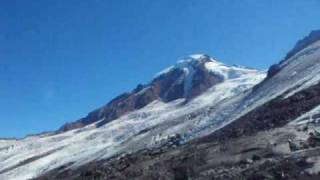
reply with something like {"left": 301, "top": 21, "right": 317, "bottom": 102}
{"left": 0, "top": 55, "right": 265, "bottom": 180}
{"left": 35, "top": 30, "right": 320, "bottom": 180}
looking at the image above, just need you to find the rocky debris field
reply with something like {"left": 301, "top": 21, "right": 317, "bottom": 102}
{"left": 36, "top": 122, "right": 320, "bottom": 180}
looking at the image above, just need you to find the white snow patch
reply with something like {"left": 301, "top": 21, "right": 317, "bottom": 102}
{"left": 306, "top": 156, "right": 320, "bottom": 174}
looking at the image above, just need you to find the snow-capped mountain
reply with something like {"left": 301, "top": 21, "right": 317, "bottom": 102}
{"left": 58, "top": 54, "right": 263, "bottom": 132}
{"left": 0, "top": 55, "right": 265, "bottom": 180}
{"left": 2, "top": 30, "right": 320, "bottom": 180}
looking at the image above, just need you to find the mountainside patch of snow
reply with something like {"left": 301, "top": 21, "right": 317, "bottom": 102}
{"left": 290, "top": 105, "right": 320, "bottom": 125}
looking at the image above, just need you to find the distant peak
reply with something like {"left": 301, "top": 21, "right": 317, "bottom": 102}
{"left": 156, "top": 54, "right": 219, "bottom": 77}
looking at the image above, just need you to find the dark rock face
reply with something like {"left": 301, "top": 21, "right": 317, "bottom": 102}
{"left": 266, "top": 63, "right": 282, "bottom": 79}
{"left": 58, "top": 56, "right": 223, "bottom": 132}
{"left": 187, "top": 64, "right": 223, "bottom": 100}
{"left": 151, "top": 57, "right": 223, "bottom": 102}
{"left": 151, "top": 68, "right": 185, "bottom": 102}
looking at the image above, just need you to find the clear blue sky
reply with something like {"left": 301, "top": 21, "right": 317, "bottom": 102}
{"left": 1, "top": 0, "right": 320, "bottom": 138}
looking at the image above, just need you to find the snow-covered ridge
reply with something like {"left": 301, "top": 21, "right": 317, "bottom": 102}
{"left": 285, "top": 30, "right": 320, "bottom": 61}
{"left": 204, "top": 60, "right": 261, "bottom": 80}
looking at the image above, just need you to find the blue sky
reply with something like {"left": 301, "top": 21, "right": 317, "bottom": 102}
{"left": 1, "top": 0, "right": 320, "bottom": 138}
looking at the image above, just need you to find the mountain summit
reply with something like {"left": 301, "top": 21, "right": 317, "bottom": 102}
{"left": 0, "top": 53, "right": 265, "bottom": 180}
{"left": 153, "top": 54, "right": 259, "bottom": 101}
